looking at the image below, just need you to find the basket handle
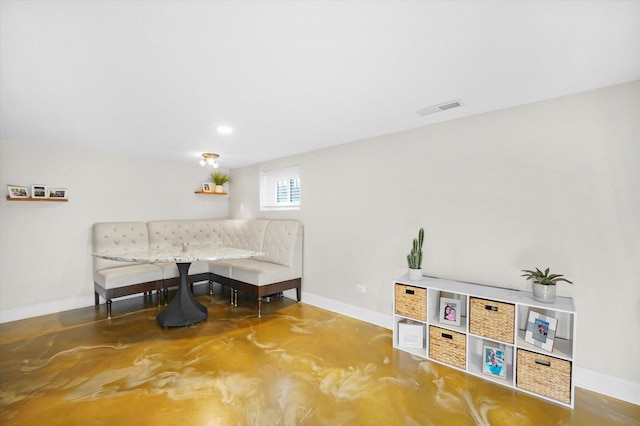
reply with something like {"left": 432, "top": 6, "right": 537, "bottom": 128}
{"left": 484, "top": 304, "right": 498, "bottom": 312}
{"left": 441, "top": 333, "right": 453, "bottom": 340}
{"left": 405, "top": 289, "right": 415, "bottom": 295}
{"left": 535, "top": 359, "right": 551, "bottom": 367}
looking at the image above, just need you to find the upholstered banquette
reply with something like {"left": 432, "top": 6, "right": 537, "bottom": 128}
{"left": 92, "top": 219, "right": 303, "bottom": 318}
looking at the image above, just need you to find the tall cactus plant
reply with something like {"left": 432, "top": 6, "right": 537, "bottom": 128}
{"left": 407, "top": 227, "right": 424, "bottom": 269}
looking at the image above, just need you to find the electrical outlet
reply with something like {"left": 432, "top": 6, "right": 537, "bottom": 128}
{"left": 356, "top": 285, "right": 367, "bottom": 294}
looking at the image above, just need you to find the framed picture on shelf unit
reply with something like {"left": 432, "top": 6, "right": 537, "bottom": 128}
{"left": 439, "top": 297, "right": 461, "bottom": 326}
{"left": 482, "top": 344, "right": 506, "bottom": 379}
{"left": 524, "top": 311, "right": 558, "bottom": 352}
{"left": 31, "top": 184, "right": 47, "bottom": 198}
{"left": 202, "top": 182, "right": 213, "bottom": 192}
{"left": 48, "top": 188, "right": 68, "bottom": 200}
{"left": 7, "top": 185, "right": 29, "bottom": 198}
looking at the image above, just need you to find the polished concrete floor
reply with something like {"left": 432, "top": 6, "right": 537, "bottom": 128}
{"left": 1, "top": 285, "right": 638, "bottom": 426}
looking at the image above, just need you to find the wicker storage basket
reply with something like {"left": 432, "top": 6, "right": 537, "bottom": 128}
{"left": 429, "top": 326, "right": 466, "bottom": 369}
{"left": 395, "top": 284, "right": 427, "bottom": 321}
{"left": 516, "top": 349, "right": 572, "bottom": 404}
{"left": 469, "top": 297, "right": 515, "bottom": 343}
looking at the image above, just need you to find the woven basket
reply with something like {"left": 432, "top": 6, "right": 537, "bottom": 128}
{"left": 516, "top": 349, "right": 572, "bottom": 404}
{"left": 469, "top": 297, "right": 515, "bottom": 343}
{"left": 395, "top": 284, "right": 427, "bottom": 321}
{"left": 429, "top": 326, "right": 466, "bottom": 369}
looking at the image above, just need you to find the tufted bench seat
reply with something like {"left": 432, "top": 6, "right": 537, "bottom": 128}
{"left": 92, "top": 219, "right": 303, "bottom": 318}
{"left": 92, "top": 222, "right": 165, "bottom": 318}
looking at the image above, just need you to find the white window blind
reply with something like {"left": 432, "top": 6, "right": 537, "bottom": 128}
{"left": 260, "top": 166, "right": 300, "bottom": 211}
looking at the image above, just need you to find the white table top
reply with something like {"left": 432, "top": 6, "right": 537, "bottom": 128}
{"left": 92, "top": 244, "right": 264, "bottom": 263}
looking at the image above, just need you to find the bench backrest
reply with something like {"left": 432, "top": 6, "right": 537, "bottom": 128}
{"left": 262, "top": 220, "right": 303, "bottom": 273}
{"left": 146, "top": 219, "right": 269, "bottom": 251}
{"left": 92, "top": 219, "right": 303, "bottom": 276}
{"left": 92, "top": 222, "right": 150, "bottom": 271}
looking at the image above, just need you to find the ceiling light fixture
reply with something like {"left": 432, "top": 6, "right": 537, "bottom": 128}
{"left": 199, "top": 153, "right": 220, "bottom": 168}
{"left": 216, "top": 125, "right": 233, "bottom": 134}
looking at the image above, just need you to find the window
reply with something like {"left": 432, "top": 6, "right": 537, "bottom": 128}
{"left": 260, "top": 166, "right": 300, "bottom": 211}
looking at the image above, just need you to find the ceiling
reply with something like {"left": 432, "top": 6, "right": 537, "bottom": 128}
{"left": 1, "top": 1, "right": 639, "bottom": 170}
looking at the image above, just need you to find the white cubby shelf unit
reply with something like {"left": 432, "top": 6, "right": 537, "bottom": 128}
{"left": 393, "top": 275, "right": 577, "bottom": 408}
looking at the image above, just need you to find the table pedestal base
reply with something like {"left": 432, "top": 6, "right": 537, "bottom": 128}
{"left": 157, "top": 263, "right": 207, "bottom": 327}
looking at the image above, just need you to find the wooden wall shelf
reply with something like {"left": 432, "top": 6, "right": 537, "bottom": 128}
{"left": 194, "top": 190, "right": 228, "bottom": 195}
{"left": 6, "top": 196, "right": 68, "bottom": 202}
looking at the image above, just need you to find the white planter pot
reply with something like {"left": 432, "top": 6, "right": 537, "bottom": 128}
{"left": 214, "top": 185, "right": 224, "bottom": 193}
{"left": 532, "top": 282, "right": 556, "bottom": 303}
{"left": 408, "top": 268, "right": 422, "bottom": 281}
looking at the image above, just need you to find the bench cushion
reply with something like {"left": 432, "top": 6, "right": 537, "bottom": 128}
{"left": 220, "top": 259, "right": 295, "bottom": 286}
{"left": 94, "top": 264, "right": 164, "bottom": 290}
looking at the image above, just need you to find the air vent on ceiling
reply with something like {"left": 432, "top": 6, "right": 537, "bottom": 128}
{"left": 417, "top": 99, "right": 464, "bottom": 117}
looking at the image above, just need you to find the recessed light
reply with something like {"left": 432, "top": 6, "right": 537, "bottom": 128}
{"left": 216, "top": 125, "right": 233, "bottom": 135}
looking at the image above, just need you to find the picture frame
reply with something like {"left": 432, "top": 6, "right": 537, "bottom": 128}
{"left": 482, "top": 344, "right": 507, "bottom": 379}
{"left": 48, "top": 188, "right": 68, "bottom": 199}
{"left": 202, "top": 182, "right": 213, "bottom": 192}
{"left": 439, "top": 297, "right": 461, "bottom": 326}
{"left": 31, "top": 184, "right": 48, "bottom": 198}
{"left": 7, "top": 185, "right": 29, "bottom": 198}
{"left": 524, "top": 310, "right": 558, "bottom": 352}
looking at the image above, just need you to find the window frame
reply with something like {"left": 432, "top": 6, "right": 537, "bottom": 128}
{"left": 259, "top": 166, "right": 301, "bottom": 211}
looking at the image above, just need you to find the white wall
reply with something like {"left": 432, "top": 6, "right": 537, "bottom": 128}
{"left": 0, "top": 142, "right": 228, "bottom": 320}
{"left": 228, "top": 82, "right": 640, "bottom": 400}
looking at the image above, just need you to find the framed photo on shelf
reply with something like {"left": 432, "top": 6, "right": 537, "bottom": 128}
{"left": 202, "top": 182, "right": 213, "bottom": 192}
{"left": 524, "top": 311, "right": 558, "bottom": 352}
{"left": 439, "top": 297, "right": 461, "bottom": 326}
{"left": 31, "top": 184, "right": 47, "bottom": 198}
{"left": 7, "top": 185, "right": 29, "bottom": 198}
{"left": 48, "top": 188, "right": 67, "bottom": 200}
{"left": 482, "top": 344, "right": 507, "bottom": 379}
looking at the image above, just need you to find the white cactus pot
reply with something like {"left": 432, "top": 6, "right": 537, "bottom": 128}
{"left": 408, "top": 268, "right": 422, "bottom": 281}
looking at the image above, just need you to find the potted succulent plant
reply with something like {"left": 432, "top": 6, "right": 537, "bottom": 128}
{"left": 211, "top": 172, "right": 229, "bottom": 193}
{"left": 521, "top": 267, "right": 572, "bottom": 303}
{"left": 407, "top": 227, "right": 424, "bottom": 281}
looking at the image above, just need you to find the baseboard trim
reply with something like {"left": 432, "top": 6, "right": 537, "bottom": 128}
{"left": 0, "top": 283, "right": 211, "bottom": 324}
{"left": 0, "top": 295, "right": 96, "bottom": 324}
{"left": 301, "top": 291, "right": 640, "bottom": 407}
{"left": 574, "top": 366, "right": 640, "bottom": 406}
{"left": 301, "top": 292, "right": 392, "bottom": 329}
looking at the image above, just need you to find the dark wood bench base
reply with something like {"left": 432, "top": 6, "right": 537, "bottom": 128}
{"left": 94, "top": 280, "right": 164, "bottom": 318}
{"left": 95, "top": 273, "right": 300, "bottom": 319}
{"left": 211, "top": 274, "right": 301, "bottom": 317}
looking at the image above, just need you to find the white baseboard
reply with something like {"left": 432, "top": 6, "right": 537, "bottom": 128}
{"left": 0, "top": 295, "right": 95, "bottom": 324}
{"left": 3, "top": 290, "right": 638, "bottom": 406}
{"left": 574, "top": 366, "right": 640, "bottom": 406}
{"left": 301, "top": 291, "right": 640, "bottom": 407}
{"left": 0, "top": 283, "right": 208, "bottom": 324}
{"left": 301, "top": 292, "right": 392, "bottom": 329}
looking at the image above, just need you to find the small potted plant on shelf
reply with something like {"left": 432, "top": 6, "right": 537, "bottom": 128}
{"left": 407, "top": 227, "right": 424, "bottom": 281}
{"left": 521, "top": 267, "right": 572, "bottom": 303}
{"left": 211, "top": 172, "right": 229, "bottom": 193}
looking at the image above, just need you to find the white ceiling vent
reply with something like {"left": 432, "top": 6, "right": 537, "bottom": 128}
{"left": 417, "top": 99, "right": 464, "bottom": 117}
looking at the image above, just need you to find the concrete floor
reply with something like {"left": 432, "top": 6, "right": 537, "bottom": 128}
{"left": 1, "top": 284, "right": 638, "bottom": 425}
